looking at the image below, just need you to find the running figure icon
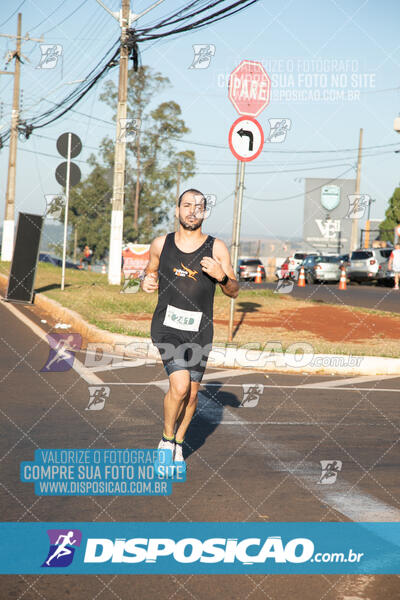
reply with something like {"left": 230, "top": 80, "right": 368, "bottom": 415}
{"left": 45, "top": 531, "right": 77, "bottom": 566}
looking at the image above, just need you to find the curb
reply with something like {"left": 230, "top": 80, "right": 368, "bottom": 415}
{"left": 1, "top": 272, "right": 399, "bottom": 376}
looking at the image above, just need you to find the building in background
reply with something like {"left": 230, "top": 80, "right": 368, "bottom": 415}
{"left": 303, "top": 177, "right": 356, "bottom": 254}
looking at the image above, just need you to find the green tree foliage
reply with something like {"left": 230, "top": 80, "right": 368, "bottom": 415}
{"left": 64, "top": 66, "right": 195, "bottom": 259}
{"left": 379, "top": 187, "right": 400, "bottom": 242}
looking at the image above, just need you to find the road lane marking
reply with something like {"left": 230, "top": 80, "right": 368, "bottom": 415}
{"left": 300, "top": 375, "right": 399, "bottom": 388}
{"left": 1, "top": 299, "right": 103, "bottom": 385}
{"left": 104, "top": 382, "right": 399, "bottom": 393}
{"left": 195, "top": 392, "right": 400, "bottom": 522}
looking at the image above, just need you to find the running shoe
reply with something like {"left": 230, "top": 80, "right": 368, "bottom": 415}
{"left": 173, "top": 443, "right": 185, "bottom": 464}
{"left": 157, "top": 439, "right": 175, "bottom": 465}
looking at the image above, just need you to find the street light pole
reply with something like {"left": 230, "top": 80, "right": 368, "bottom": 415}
{"left": 61, "top": 133, "right": 72, "bottom": 291}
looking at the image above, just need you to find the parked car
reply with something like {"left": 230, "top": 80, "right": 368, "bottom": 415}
{"left": 288, "top": 252, "right": 310, "bottom": 272}
{"left": 338, "top": 253, "right": 350, "bottom": 267}
{"left": 375, "top": 248, "right": 397, "bottom": 286}
{"left": 347, "top": 248, "right": 392, "bottom": 283}
{"left": 39, "top": 252, "right": 80, "bottom": 270}
{"left": 237, "top": 258, "right": 266, "bottom": 281}
{"left": 274, "top": 257, "right": 290, "bottom": 280}
{"left": 294, "top": 255, "right": 341, "bottom": 284}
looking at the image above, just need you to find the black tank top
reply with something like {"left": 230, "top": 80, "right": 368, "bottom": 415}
{"left": 151, "top": 232, "right": 216, "bottom": 345}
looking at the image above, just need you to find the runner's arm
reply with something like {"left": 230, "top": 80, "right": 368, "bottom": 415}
{"left": 140, "top": 236, "right": 165, "bottom": 293}
{"left": 201, "top": 239, "right": 239, "bottom": 298}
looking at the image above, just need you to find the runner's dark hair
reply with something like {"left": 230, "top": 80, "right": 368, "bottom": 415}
{"left": 178, "top": 189, "right": 207, "bottom": 208}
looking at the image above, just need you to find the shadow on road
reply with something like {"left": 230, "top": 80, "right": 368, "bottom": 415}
{"left": 232, "top": 301, "right": 262, "bottom": 339}
{"left": 184, "top": 381, "right": 240, "bottom": 459}
{"left": 35, "top": 283, "right": 70, "bottom": 293}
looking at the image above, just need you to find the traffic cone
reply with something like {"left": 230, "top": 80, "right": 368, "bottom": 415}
{"left": 298, "top": 266, "right": 306, "bottom": 287}
{"left": 255, "top": 265, "right": 262, "bottom": 284}
{"left": 101, "top": 264, "right": 106, "bottom": 275}
{"left": 338, "top": 266, "right": 347, "bottom": 290}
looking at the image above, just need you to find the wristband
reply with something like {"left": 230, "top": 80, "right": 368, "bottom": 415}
{"left": 219, "top": 273, "right": 229, "bottom": 286}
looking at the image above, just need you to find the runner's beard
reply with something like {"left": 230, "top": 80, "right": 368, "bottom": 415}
{"left": 179, "top": 215, "right": 203, "bottom": 231}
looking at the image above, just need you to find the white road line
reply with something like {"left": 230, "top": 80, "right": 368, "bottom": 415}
{"left": 209, "top": 421, "right": 390, "bottom": 426}
{"left": 104, "top": 382, "right": 399, "bottom": 393}
{"left": 300, "top": 375, "right": 399, "bottom": 389}
{"left": 196, "top": 393, "right": 400, "bottom": 522}
{"left": 88, "top": 360, "right": 148, "bottom": 373}
{"left": 1, "top": 299, "right": 103, "bottom": 385}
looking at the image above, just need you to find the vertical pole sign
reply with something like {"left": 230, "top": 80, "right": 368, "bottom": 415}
{"left": 227, "top": 60, "right": 271, "bottom": 342}
{"left": 5, "top": 213, "right": 44, "bottom": 303}
{"left": 55, "top": 132, "right": 82, "bottom": 290}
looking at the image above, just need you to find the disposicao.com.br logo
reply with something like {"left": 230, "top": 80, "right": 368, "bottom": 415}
{"left": 83, "top": 536, "right": 363, "bottom": 566}
{"left": 1, "top": 522, "right": 395, "bottom": 574}
{"left": 42, "top": 529, "right": 82, "bottom": 567}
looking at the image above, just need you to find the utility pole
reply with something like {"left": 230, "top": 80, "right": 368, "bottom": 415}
{"left": 174, "top": 160, "right": 182, "bottom": 231}
{"left": 1, "top": 14, "right": 22, "bottom": 261}
{"left": 133, "top": 109, "right": 141, "bottom": 231}
{"left": 228, "top": 160, "right": 245, "bottom": 343}
{"left": 108, "top": 0, "right": 130, "bottom": 284}
{"left": 95, "top": 0, "right": 166, "bottom": 284}
{"left": 0, "top": 16, "right": 43, "bottom": 261}
{"left": 350, "top": 128, "right": 363, "bottom": 252}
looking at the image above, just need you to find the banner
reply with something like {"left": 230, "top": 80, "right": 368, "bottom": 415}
{"left": 0, "top": 522, "right": 399, "bottom": 574}
{"left": 122, "top": 243, "right": 150, "bottom": 278}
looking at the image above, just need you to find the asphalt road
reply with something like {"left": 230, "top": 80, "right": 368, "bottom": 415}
{"left": 1, "top": 298, "right": 399, "bottom": 599}
{"left": 243, "top": 280, "right": 400, "bottom": 313}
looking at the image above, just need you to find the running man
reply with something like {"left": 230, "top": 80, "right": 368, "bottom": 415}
{"left": 141, "top": 189, "right": 239, "bottom": 465}
{"left": 46, "top": 531, "right": 77, "bottom": 565}
{"left": 388, "top": 242, "right": 400, "bottom": 290}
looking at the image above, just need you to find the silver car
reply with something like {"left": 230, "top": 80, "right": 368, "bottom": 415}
{"left": 347, "top": 248, "right": 392, "bottom": 283}
{"left": 294, "top": 255, "right": 341, "bottom": 283}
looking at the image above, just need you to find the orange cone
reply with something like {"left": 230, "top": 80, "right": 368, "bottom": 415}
{"left": 255, "top": 265, "right": 262, "bottom": 284}
{"left": 101, "top": 264, "right": 106, "bottom": 274}
{"left": 298, "top": 266, "right": 306, "bottom": 287}
{"left": 338, "top": 266, "right": 347, "bottom": 290}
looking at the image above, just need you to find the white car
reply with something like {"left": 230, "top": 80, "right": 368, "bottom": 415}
{"left": 288, "top": 252, "right": 319, "bottom": 277}
{"left": 288, "top": 252, "right": 311, "bottom": 271}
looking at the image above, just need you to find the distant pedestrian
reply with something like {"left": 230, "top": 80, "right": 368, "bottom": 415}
{"left": 80, "top": 245, "right": 93, "bottom": 271}
{"left": 388, "top": 242, "right": 400, "bottom": 290}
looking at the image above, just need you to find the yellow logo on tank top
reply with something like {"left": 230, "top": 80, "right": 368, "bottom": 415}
{"left": 173, "top": 262, "right": 198, "bottom": 281}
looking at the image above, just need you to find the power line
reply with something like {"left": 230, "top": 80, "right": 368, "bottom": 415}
{"left": 29, "top": 0, "right": 67, "bottom": 32}
{"left": 0, "top": 0, "right": 26, "bottom": 29}
{"left": 42, "top": 0, "right": 90, "bottom": 35}
{"left": 243, "top": 167, "right": 355, "bottom": 202}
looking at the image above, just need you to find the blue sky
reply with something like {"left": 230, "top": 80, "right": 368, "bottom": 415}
{"left": 1, "top": 0, "right": 400, "bottom": 244}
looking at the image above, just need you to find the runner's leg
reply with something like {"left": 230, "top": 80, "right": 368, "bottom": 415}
{"left": 175, "top": 381, "right": 200, "bottom": 441}
{"left": 163, "top": 369, "right": 191, "bottom": 438}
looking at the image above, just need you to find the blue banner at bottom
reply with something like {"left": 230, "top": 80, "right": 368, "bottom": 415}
{"left": 0, "top": 522, "right": 399, "bottom": 574}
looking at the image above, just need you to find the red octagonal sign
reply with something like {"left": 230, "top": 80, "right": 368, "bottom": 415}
{"left": 229, "top": 60, "right": 271, "bottom": 118}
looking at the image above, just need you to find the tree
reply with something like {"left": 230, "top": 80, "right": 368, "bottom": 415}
{"left": 62, "top": 65, "right": 195, "bottom": 259}
{"left": 379, "top": 187, "right": 400, "bottom": 243}
{"left": 99, "top": 65, "right": 195, "bottom": 242}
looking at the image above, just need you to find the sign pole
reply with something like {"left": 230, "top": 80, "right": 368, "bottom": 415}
{"left": 228, "top": 160, "right": 245, "bottom": 342}
{"left": 61, "top": 133, "right": 72, "bottom": 291}
{"left": 350, "top": 128, "right": 363, "bottom": 251}
{"left": 230, "top": 159, "right": 240, "bottom": 263}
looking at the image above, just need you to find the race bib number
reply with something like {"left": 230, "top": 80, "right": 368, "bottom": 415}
{"left": 163, "top": 304, "right": 202, "bottom": 332}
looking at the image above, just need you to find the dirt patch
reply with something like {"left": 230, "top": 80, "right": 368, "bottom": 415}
{"left": 214, "top": 304, "right": 400, "bottom": 342}
{"left": 121, "top": 313, "right": 152, "bottom": 322}
{"left": 121, "top": 305, "right": 400, "bottom": 343}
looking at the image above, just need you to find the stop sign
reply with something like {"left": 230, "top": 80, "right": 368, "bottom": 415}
{"left": 229, "top": 60, "right": 271, "bottom": 117}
